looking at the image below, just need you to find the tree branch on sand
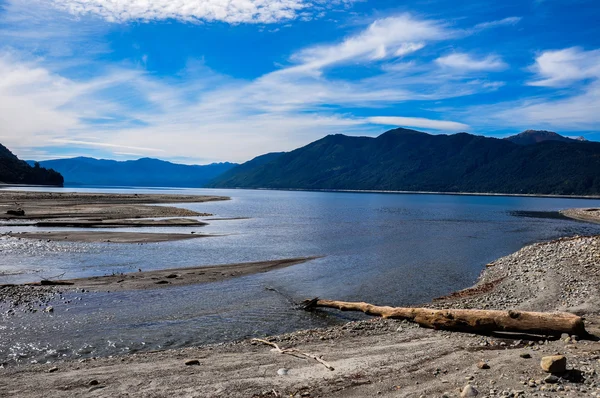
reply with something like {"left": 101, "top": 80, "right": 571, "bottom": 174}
{"left": 251, "top": 338, "right": 335, "bottom": 371}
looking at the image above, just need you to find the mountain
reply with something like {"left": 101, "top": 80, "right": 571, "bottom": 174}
{"left": 207, "top": 128, "right": 600, "bottom": 196}
{"left": 0, "top": 144, "right": 63, "bottom": 186}
{"left": 505, "top": 130, "right": 586, "bottom": 145}
{"left": 30, "top": 157, "right": 237, "bottom": 187}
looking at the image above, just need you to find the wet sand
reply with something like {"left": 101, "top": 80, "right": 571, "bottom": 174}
{"left": 26, "top": 257, "right": 319, "bottom": 291}
{"left": 8, "top": 231, "right": 213, "bottom": 244}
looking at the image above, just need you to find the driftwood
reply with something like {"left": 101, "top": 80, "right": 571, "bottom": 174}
{"left": 251, "top": 338, "right": 335, "bottom": 371}
{"left": 303, "top": 298, "right": 587, "bottom": 337}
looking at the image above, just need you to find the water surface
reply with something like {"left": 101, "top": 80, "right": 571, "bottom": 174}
{"left": 2, "top": 187, "right": 600, "bottom": 364}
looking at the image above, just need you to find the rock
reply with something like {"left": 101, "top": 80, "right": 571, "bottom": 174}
{"left": 544, "top": 375, "right": 560, "bottom": 384}
{"left": 184, "top": 359, "right": 200, "bottom": 366}
{"left": 540, "top": 355, "right": 567, "bottom": 373}
{"left": 277, "top": 368, "right": 289, "bottom": 376}
{"left": 477, "top": 361, "right": 490, "bottom": 369}
{"left": 6, "top": 209, "right": 25, "bottom": 216}
{"left": 460, "top": 384, "right": 479, "bottom": 397}
{"left": 47, "top": 367, "right": 58, "bottom": 373}
{"left": 89, "top": 380, "right": 99, "bottom": 386}
{"left": 44, "top": 306, "right": 54, "bottom": 313}
{"left": 520, "top": 353, "right": 532, "bottom": 359}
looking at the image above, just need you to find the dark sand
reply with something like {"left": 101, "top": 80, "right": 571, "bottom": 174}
{"left": 8, "top": 231, "right": 213, "bottom": 244}
{"left": 28, "top": 257, "right": 319, "bottom": 291}
{"left": 34, "top": 218, "right": 208, "bottom": 228}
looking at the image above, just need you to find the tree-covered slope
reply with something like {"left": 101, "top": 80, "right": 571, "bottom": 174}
{"left": 31, "top": 157, "right": 237, "bottom": 187}
{"left": 0, "top": 144, "right": 63, "bottom": 186}
{"left": 207, "top": 128, "right": 600, "bottom": 195}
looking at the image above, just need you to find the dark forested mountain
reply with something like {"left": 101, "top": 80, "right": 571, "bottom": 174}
{"left": 505, "top": 130, "right": 586, "bottom": 145}
{"left": 31, "top": 157, "right": 237, "bottom": 187}
{"left": 0, "top": 144, "right": 63, "bottom": 186}
{"left": 208, "top": 128, "right": 600, "bottom": 195}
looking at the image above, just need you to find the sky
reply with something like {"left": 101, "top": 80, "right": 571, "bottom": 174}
{"left": 0, "top": 0, "right": 599, "bottom": 164}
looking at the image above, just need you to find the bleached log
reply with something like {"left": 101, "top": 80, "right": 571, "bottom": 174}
{"left": 303, "top": 298, "right": 587, "bottom": 336}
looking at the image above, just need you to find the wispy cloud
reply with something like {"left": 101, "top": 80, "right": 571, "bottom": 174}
{"left": 49, "top": 0, "right": 357, "bottom": 24}
{"left": 368, "top": 116, "right": 469, "bottom": 131}
{"left": 473, "top": 16, "right": 522, "bottom": 32}
{"left": 436, "top": 53, "right": 508, "bottom": 71}
{"left": 288, "top": 14, "right": 451, "bottom": 72}
{"left": 527, "top": 47, "right": 600, "bottom": 87}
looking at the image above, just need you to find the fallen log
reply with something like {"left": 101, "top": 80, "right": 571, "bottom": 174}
{"left": 303, "top": 298, "right": 587, "bottom": 337}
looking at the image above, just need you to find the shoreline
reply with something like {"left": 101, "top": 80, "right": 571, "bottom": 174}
{"left": 223, "top": 187, "right": 600, "bottom": 200}
{"left": 2, "top": 234, "right": 600, "bottom": 396}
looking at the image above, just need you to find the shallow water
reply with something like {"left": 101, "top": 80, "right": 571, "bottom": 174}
{"left": 2, "top": 187, "right": 600, "bottom": 364}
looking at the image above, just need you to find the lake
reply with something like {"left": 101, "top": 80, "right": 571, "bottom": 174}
{"left": 2, "top": 187, "right": 600, "bottom": 364}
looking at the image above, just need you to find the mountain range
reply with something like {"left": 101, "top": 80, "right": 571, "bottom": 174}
{"left": 30, "top": 157, "right": 237, "bottom": 187}
{"left": 208, "top": 129, "right": 600, "bottom": 196}
{"left": 0, "top": 144, "right": 63, "bottom": 186}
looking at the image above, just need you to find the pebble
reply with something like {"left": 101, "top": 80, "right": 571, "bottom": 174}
{"left": 460, "top": 384, "right": 479, "bottom": 397}
{"left": 540, "top": 355, "right": 567, "bottom": 373}
{"left": 184, "top": 359, "right": 200, "bottom": 366}
{"left": 477, "top": 361, "right": 490, "bottom": 370}
{"left": 277, "top": 368, "right": 289, "bottom": 376}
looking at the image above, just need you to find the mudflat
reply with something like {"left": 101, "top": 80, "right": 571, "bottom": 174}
{"left": 0, "top": 191, "right": 229, "bottom": 220}
{"left": 8, "top": 231, "right": 213, "bottom": 244}
{"left": 27, "top": 257, "right": 319, "bottom": 291}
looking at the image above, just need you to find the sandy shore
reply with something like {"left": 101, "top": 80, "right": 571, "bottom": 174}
{"left": 561, "top": 208, "right": 600, "bottom": 224}
{"left": 0, "top": 191, "right": 228, "bottom": 220}
{"left": 2, "top": 236, "right": 600, "bottom": 397}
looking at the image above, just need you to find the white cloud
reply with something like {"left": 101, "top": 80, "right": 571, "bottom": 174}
{"left": 368, "top": 116, "right": 469, "bottom": 131}
{"left": 0, "top": 12, "right": 508, "bottom": 163}
{"left": 436, "top": 53, "right": 508, "bottom": 71}
{"left": 288, "top": 14, "right": 450, "bottom": 72}
{"left": 528, "top": 47, "right": 600, "bottom": 87}
{"left": 49, "top": 0, "right": 355, "bottom": 24}
{"left": 473, "top": 16, "right": 521, "bottom": 31}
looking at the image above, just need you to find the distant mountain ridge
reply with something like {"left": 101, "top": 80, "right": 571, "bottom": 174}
{"left": 31, "top": 157, "right": 237, "bottom": 187}
{"left": 207, "top": 128, "right": 600, "bottom": 196}
{"left": 0, "top": 144, "right": 63, "bottom": 186}
{"left": 505, "top": 130, "right": 586, "bottom": 145}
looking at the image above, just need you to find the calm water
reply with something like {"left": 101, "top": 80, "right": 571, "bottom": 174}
{"left": 2, "top": 187, "right": 600, "bottom": 364}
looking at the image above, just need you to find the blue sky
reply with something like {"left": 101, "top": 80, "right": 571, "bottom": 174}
{"left": 0, "top": 0, "right": 599, "bottom": 164}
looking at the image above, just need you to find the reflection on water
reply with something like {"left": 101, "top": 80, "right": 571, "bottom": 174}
{"left": 2, "top": 187, "right": 600, "bottom": 364}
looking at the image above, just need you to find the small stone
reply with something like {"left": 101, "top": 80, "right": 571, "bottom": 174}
{"left": 44, "top": 306, "right": 54, "bottom": 313}
{"left": 277, "top": 368, "right": 289, "bottom": 376}
{"left": 540, "top": 355, "right": 567, "bottom": 373}
{"left": 520, "top": 353, "right": 532, "bottom": 359}
{"left": 184, "top": 359, "right": 200, "bottom": 366}
{"left": 89, "top": 380, "right": 99, "bottom": 386}
{"left": 47, "top": 367, "right": 58, "bottom": 373}
{"left": 477, "top": 361, "right": 490, "bottom": 370}
{"left": 460, "top": 384, "right": 479, "bottom": 397}
{"left": 544, "top": 375, "right": 560, "bottom": 384}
